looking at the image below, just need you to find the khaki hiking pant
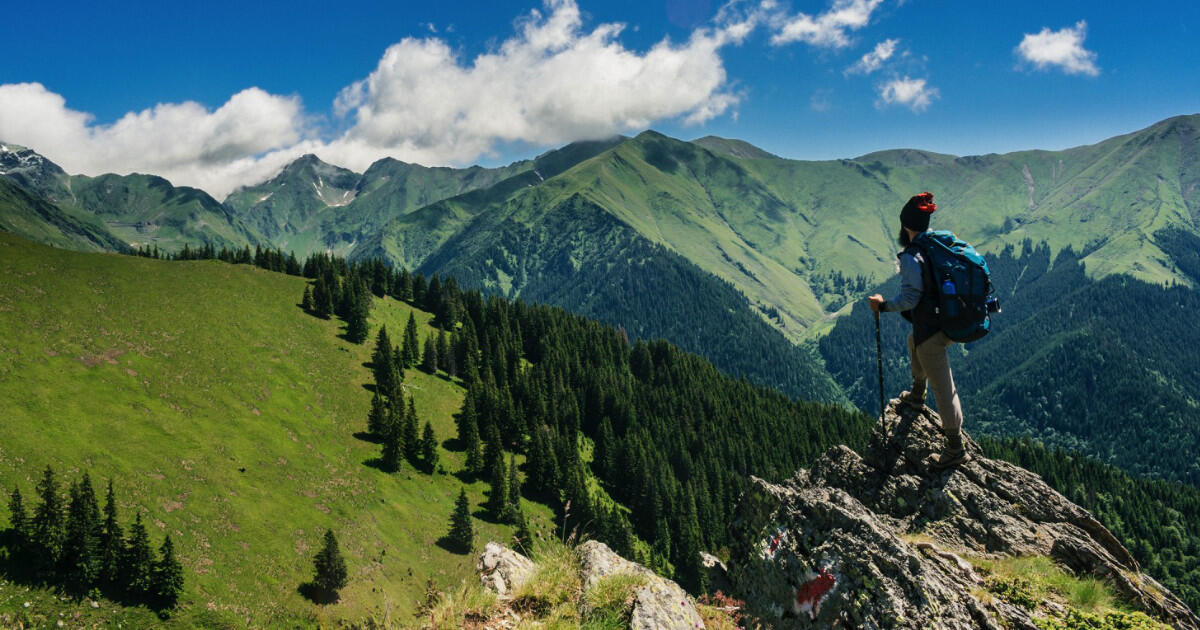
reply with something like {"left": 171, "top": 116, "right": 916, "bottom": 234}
{"left": 907, "top": 331, "right": 964, "bottom": 440}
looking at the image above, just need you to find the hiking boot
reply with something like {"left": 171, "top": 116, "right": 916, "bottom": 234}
{"left": 931, "top": 434, "right": 970, "bottom": 471}
{"left": 899, "top": 385, "right": 926, "bottom": 408}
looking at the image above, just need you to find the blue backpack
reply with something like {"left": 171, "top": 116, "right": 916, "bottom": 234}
{"left": 912, "top": 230, "right": 996, "bottom": 342}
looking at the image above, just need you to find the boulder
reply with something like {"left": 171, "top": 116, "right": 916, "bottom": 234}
{"left": 577, "top": 540, "right": 704, "bottom": 630}
{"left": 727, "top": 399, "right": 1200, "bottom": 630}
{"left": 476, "top": 541, "right": 534, "bottom": 599}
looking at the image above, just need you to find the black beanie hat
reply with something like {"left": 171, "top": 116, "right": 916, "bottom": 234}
{"left": 900, "top": 192, "right": 936, "bottom": 232}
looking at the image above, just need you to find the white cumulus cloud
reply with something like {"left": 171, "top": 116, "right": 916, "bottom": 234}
{"left": 877, "top": 76, "right": 936, "bottom": 112}
{"left": 846, "top": 38, "right": 898, "bottom": 74}
{"left": 0, "top": 0, "right": 752, "bottom": 198}
{"left": 771, "top": 0, "right": 884, "bottom": 48}
{"left": 1016, "top": 20, "right": 1099, "bottom": 76}
{"left": 324, "top": 0, "right": 750, "bottom": 172}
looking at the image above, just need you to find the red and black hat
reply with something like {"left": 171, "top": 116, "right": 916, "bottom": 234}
{"left": 900, "top": 192, "right": 936, "bottom": 232}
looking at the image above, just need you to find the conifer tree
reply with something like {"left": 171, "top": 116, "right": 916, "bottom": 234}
{"left": 675, "top": 488, "right": 707, "bottom": 594}
{"left": 460, "top": 404, "right": 483, "bottom": 478}
{"left": 7, "top": 486, "right": 27, "bottom": 551}
{"left": 512, "top": 501, "right": 532, "bottom": 552}
{"left": 421, "top": 421, "right": 439, "bottom": 474}
{"left": 367, "top": 391, "right": 388, "bottom": 437}
{"left": 436, "top": 331, "right": 450, "bottom": 373}
{"left": 422, "top": 335, "right": 438, "bottom": 374}
{"left": 448, "top": 488, "right": 473, "bottom": 553}
{"left": 404, "top": 398, "right": 421, "bottom": 463}
{"left": 123, "top": 513, "right": 154, "bottom": 600}
{"left": 32, "top": 465, "right": 65, "bottom": 572}
{"left": 345, "top": 286, "right": 370, "bottom": 344}
{"left": 504, "top": 456, "right": 522, "bottom": 523}
{"left": 99, "top": 479, "right": 123, "bottom": 587}
{"left": 153, "top": 534, "right": 184, "bottom": 609}
{"left": 312, "top": 276, "right": 333, "bottom": 319}
{"left": 301, "top": 285, "right": 314, "bottom": 312}
{"left": 312, "top": 529, "right": 348, "bottom": 604}
{"left": 402, "top": 312, "right": 420, "bottom": 367}
{"left": 63, "top": 473, "right": 101, "bottom": 591}
{"left": 485, "top": 453, "right": 508, "bottom": 522}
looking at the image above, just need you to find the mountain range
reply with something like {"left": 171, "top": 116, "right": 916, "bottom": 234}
{"left": 3, "top": 115, "right": 1199, "bottom": 482}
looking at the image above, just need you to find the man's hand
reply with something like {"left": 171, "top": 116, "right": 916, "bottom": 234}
{"left": 868, "top": 294, "right": 885, "bottom": 313}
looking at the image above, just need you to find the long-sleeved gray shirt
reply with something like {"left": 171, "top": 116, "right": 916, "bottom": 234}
{"left": 884, "top": 249, "right": 925, "bottom": 312}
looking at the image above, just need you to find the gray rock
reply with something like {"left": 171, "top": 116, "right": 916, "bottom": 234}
{"left": 727, "top": 399, "right": 1200, "bottom": 630}
{"left": 476, "top": 541, "right": 534, "bottom": 599}
{"left": 577, "top": 540, "right": 704, "bottom": 630}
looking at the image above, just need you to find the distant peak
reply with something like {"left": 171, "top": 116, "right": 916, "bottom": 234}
{"left": 691, "top": 136, "right": 780, "bottom": 160}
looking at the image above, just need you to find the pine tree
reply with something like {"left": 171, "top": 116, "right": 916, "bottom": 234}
{"left": 403, "top": 397, "right": 421, "bottom": 463}
{"left": 367, "top": 391, "right": 388, "bottom": 437}
{"left": 448, "top": 488, "right": 474, "bottom": 553}
{"left": 312, "top": 276, "right": 333, "bottom": 319}
{"left": 7, "top": 486, "right": 27, "bottom": 552}
{"left": 436, "top": 331, "right": 450, "bottom": 373}
{"left": 153, "top": 534, "right": 184, "bottom": 610}
{"left": 485, "top": 453, "right": 508, "bottom": 522}
{"left": 123, "top": 513, "right": 154, "bottom": 601}
{"left": 346, "top": 285, "right": 370, "bottom": 344}
{"left": 312, "top": 529, "right": 348, "bottom": 604}
{"left": 460, "top": 403, "right": 483, "bottom": 478}
{"left": 422, "top": 335, "right": 438, "bottom": 374}
{"left": 402, "top": 312, "right": 420, "bottom": 368}
{"left": 372, "top": 327, "right": 399, "bottom": 397}
{"left": 675, "top": 488, "right": 707, "bottom": 594}
{"left": 512, "top": 501, "right": 532, "bottom": 552}
{"left": 32, "top": 465, "right": 65, "bottom": 573}
{"left": 421, "top": 421, "right": 439, "bottom": 474}
{"left": 301, "top": 285, "right": 314, "bottom": 312}
{"left": 99, "top": 479, "right": 123, "bottom": 588}
{"left": 63, "top": 473, "right": 101, "bottom": 591}
{"left": 504, "top": 456, "right": 522, "bottom": 523}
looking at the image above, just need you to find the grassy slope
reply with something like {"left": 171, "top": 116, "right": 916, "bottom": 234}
{"left": 0, "top": 232, "right": 551, "bottom": 627}
{"left": 0, "top": 179, "right": 127, "bottom": 253}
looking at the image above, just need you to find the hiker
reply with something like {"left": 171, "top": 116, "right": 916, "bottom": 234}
{"left": 867, "top": 192, "right": 968, "bottom": 470}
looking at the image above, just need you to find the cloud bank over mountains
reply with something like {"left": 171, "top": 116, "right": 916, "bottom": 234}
{"left": 0, "top": 0, "right": 1096, "bottom": 197}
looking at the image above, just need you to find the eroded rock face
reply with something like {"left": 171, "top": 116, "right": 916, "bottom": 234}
{"left": 476, "top": 541, "right": 534, "bottom": 599}
{"left": 577, "top": 540, "right": 704, "bottom": 630}
{"left": 728, "top": 400, "right": 1200, "bottom": 630}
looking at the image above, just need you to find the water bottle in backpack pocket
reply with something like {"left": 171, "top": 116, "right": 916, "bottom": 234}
{"left": 914, "top": 231, "right": 997, "bottom": 343}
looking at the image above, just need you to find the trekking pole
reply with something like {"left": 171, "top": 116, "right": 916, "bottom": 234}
{"left": 874, "top": 310, "right": 885, "bottom": 420}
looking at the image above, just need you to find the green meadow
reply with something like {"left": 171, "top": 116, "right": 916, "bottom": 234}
{"left": 0, "top": 232, "right": 550, "bottom": 627}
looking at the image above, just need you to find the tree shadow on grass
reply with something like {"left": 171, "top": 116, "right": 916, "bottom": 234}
{"left": 297, "top": 581, "right": 339, "bottom": 605}
{"left": 361, "top": 383, "right": 377, "bottom": 394}
{"left": 354, "top": 431, "right": 382, "bottom": 444}
{"left": 434, "top": 536, "right": 470, "bottom": 555}
{"left": 442, "top": 436, "right": 464, "bottom": 451}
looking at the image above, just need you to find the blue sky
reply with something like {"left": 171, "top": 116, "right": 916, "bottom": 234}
{"left": 2, "top": 0, "right": 1197, "bottom": 197}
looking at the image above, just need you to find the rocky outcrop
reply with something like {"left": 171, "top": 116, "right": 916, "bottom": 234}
{"left": 728, "top": 399, "right": 1200, "bottom": 629}
{"left": 576, "top": 540, "right": 704, "bottom": 630}
{"left": 476, "top": 541, "right": 534, "bottom": 599}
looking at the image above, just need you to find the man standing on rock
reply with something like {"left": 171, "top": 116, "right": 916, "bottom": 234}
{"left": 867, "top": 192, "right": 968, "bottom": 470}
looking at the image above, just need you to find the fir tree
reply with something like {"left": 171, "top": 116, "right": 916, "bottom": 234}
{"left": 460, "top": 403, "right": 483, "bottom": 478}
{"left": 32, "top": 465, "right": 65, "bottom": 573}
{"left": 504, "top": 456, "right": 522, "bottom": 523}
{"left": 403, "top": 398, "right": 421, "bottom": 463}
{"left": 312, "top": 276, "right": 333, "bottom": 319}
{"left": 421, "top": 421, "right": 439, "bottom": 474}
{"left": 99, "top": 479, "right": 123, "bottom": 587}
{"left": 63, "top": 473, "right": 101, "bottom": 591}
{"left": 372, "top": 326, "right": 399, "bottom": 397}
{"left": 485, "top": 453, "right": 508, "bottom": 522}
{"left": 447, "top": 488, "right": 474, "bottom": 553}
{"left": 436, "top": 331, "right": 450, "bottom": 374}
{"left": 675, "top": 488, "right": 707, "bottom": 594}
{"left": 422, "top": 335, "right": 438, "bottom": 374}
{"left": 312, "top": 529, "right": 348, "bottom": 604}
{"left": 345, "top": 286, "right": 370, "bottom": 344}
{"left": 402, "top": 312, "right": 420, "bottom": 368}
{"left": 153, "top": 534, "right": 184, "bottom": 610}
{"left": 301, "top": 285, "right": 314, "bottom": 312}
{"left": 367, "top": 391, "right": 388, "bottom": 437}
{"left": 512, "top": 501, "right": 532, "bottom": 552}
{"left": 7, "top": 486, "right": 27, "bottom": 551}
{"left": 123, "top": 513, "right": 155, "bottom": 600}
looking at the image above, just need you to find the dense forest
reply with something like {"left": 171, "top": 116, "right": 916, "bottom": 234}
{"left": 299, "top": 250, "right": 874, "bottom": 592}
{"left": 820, "top": 239, "right": 1200, "bottom": 486}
